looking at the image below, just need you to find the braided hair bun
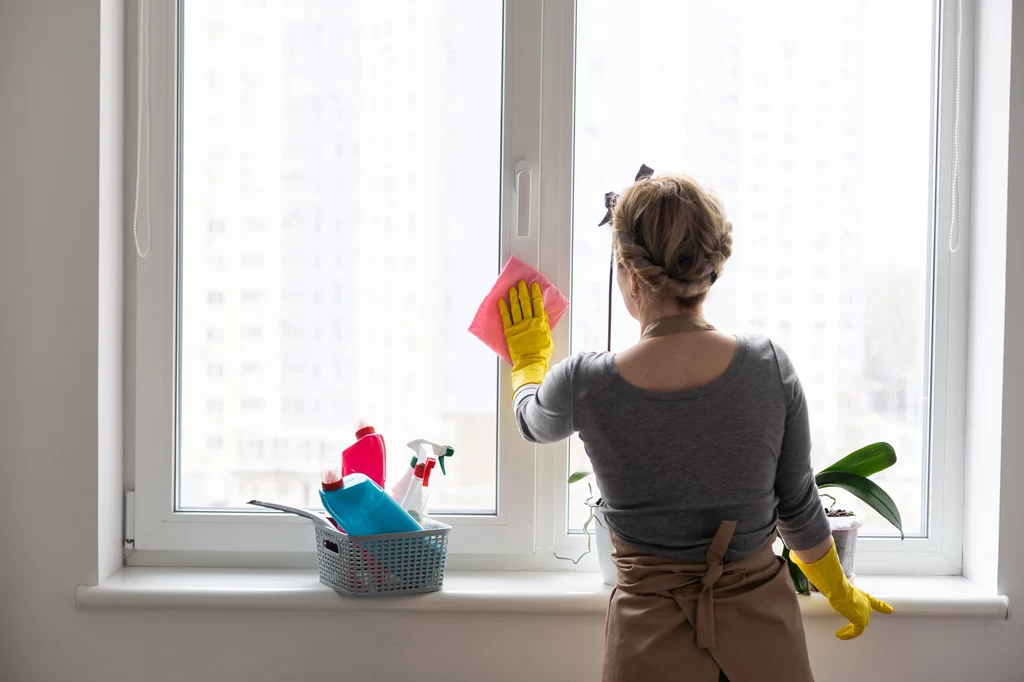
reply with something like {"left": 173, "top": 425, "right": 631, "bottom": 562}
{"left": 612, "top": 173, "right": 733, "bottom": 309}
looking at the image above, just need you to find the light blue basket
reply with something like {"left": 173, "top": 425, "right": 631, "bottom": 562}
{"left": 313, "top": 522, "right": 451, "bottom": 597}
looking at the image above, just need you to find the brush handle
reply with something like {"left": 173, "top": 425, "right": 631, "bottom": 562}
{"left": 248, "top": 499, "right": 333, "bottom": 528}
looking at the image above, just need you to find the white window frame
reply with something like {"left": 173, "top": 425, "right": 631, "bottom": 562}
{"left": 128, "top": 0, "right": 971, "bottom": 575}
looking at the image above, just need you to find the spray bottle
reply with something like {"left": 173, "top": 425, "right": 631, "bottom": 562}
{"left": 389, "top": 446, "right": 420, "bottom": 504}
{"left": 405, "top": 439, "right": 454, "bottom": 476}
{"left": 397, "top": 441, "right": 454, "bottom": 522}
{"left": 391, "top": 439, "right": 454, "bottom": 503}
{"left": 419, "top": 456, "right": 438, "bottom": 514}
{"left": 399, "top": 462, "right": 428, "bottom": 523}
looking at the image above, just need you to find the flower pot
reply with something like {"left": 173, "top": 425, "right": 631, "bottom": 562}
{"left": 807, "top": 514, "right": 862, "bottom": 591}
{"left": 592, "top": 505, "right": 617, "bottom": 587}
{"left": 830, "top": 513, "right": 862, "bottom": 580}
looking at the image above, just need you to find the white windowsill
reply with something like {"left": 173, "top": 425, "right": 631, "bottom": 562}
{"left": 76, "top": 568, "right": 1008, "bottom": 618}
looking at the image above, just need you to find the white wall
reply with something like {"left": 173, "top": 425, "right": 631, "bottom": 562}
{"left": 0, "top": 0, "right": 122, "bottom": 612}
{"left": 996, "top": 0, "right": 1024, "bottom": 621}
{"left": 1, "top": 1, "right": 1023, "bottom": 680}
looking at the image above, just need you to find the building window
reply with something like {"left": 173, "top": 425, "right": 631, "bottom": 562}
{"left": 239, "top": 439, "right": 264, "bottom": 460}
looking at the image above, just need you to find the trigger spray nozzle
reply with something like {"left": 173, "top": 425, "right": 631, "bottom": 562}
{"left": 405, "top": 439, "right": 455, "bottom": 475}
{"left": 438, "top": 445, "right": 454, "bottom": 475}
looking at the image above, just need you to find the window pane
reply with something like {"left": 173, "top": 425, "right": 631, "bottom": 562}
{"left": 179, "top": 0, "right": 503, "bottom": 514}
{"left": 570, "top": 0, "right": 934, "bottom": 536}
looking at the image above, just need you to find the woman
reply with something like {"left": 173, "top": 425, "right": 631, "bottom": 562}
{"left": 498, "top": 166, "right": 892, "bottom": 682}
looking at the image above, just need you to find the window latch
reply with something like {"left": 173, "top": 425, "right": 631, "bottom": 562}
{"left": 515, "top": 161, "right": 531, "bottom": 238}
{"left": 124, "top": 491, "right": 135, "bottom": 549}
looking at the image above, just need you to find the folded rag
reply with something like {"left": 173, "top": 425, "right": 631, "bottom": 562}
{"left": 468, "top": 256, "right": 570, "bottom": 364}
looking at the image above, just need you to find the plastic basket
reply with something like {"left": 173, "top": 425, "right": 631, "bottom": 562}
{"left": 314, "top": 522, "right": 451, "bottom": 597}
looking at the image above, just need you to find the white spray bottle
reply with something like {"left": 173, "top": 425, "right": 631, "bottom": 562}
{"left": 390, "top": 439, "right": 453, "bottom": 504}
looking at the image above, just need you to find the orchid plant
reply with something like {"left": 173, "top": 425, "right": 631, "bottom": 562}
{"left": 565, "top": 442, "right": 903, "bottom": 592}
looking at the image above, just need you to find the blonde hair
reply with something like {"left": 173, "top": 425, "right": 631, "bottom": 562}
{"left": 612, "top": 173, "right": 733, "bottom": 309}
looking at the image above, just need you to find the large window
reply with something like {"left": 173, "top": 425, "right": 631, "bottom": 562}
{"left": 569, "top": 0, "right": 936, "bottom": 540}
{"left": 178, "top": 0, "right": 502, "bottom": 515}
{"left": 131, "top": 0, "right": 967, "bottom": 573}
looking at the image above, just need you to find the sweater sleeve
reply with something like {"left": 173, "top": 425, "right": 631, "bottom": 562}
{"left": 771, "top": 342, "right": 832, "bottom": 551}
{"left": 513, "top": 355, "right": 576, "bottom": 444}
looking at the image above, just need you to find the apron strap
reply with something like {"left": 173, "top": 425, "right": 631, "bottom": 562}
{"left": 694, "top": 520, "right": 737, "bottom": 650}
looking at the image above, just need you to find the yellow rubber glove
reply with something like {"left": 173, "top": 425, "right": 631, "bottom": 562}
{"left": 793, "top": 540, "right": 894, "bottom": 640}
{"left": 498, "top": 280, "right": 553, "bottom": 395}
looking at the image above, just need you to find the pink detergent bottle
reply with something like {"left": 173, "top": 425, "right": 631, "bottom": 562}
{"left": 342, "top": 420, "right": 387, "bottom": 488}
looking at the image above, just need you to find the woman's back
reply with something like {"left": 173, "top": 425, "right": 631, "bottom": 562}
{"left": 503, "top": 168, "right": 889, "bottom": 675}
{"left": 613, "top": 329, "right": 737, "bottom": 392}
{"left": 514, "top": 334, "right": 829, "bottom": 562}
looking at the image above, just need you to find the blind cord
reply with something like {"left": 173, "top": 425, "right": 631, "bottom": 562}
{"left": 607, "top": 254, "right": 614, "bottom": 352}
{"left": 949, "top": 0, "right": 962, "bottom": 253}
{"left": 132, "top": 0, "right": 152, "bottom": 259}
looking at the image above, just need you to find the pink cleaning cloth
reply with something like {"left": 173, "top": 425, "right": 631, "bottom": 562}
{"left": 468, "top": 256, "right": 570, "bottom": 365}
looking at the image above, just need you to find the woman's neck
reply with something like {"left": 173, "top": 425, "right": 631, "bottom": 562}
{"left": 638, "top": 301, "right": 706, "bottom": 337}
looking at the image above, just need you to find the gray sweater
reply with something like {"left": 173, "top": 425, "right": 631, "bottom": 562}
{"left": 514, "top": 334, "right": 831, "bottom": 562}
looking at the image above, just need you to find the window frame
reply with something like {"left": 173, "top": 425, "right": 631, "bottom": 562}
{"left": 128, "top": 0, "right": 971, "bottom": 575}
{"left": 130, "top": 0, "right": 562, "bottom": 560}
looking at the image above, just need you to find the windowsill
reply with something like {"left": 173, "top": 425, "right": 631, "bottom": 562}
{"left": 77, "top": 568, "right": 1009, "bottom": 618}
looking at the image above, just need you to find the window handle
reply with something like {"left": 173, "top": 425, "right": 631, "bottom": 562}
{"left": 515, "top": 161, "right": 531, "bottom": 238}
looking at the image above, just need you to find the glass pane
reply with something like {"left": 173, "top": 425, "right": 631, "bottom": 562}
{"left": 178, "top": 0, "right": 503, "bottom": 514}
{"left": 570, "top": 0, "right": 934, "bottom": 536}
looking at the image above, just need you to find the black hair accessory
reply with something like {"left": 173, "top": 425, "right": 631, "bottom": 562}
{"left": 598, "top": 164, "right": 654, "bottom": 226}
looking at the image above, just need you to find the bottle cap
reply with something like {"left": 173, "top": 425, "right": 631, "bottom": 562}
{"left": 355, "top": 424, "right": 376, "bottom": 439}
{"left": 320, "top": 464, "right": 344, "bottom": 491}
{"left": 423, "top": 458, "right": 437, "bottom": 486}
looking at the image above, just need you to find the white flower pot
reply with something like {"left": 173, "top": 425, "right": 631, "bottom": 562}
{"left": 592, "top": 505, "right": 617, "bottom": 587}
{"left": 830, "top": 513, "right": 862, "bottom": 580}
{"left": 808, "top": 514, "right": 862, "bottom": 592}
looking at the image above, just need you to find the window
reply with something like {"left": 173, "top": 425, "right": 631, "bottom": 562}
{"left": 241, "top": 325, "right": 263, "bottom": 340}
{"left": 564, "top": 0, "right": 964, "bottom": 573}
{"left": 240, "top": 290, "right": 264, "bottom": 305}
{"left": 240, "top": 397, "right": 264, "bottom": 412}
{"left": 131, "top": 0, "right": 966, "bottom": 573}
{"left": 238, "top": 438, "right": 264, "bottom": 460}
{"left": 240, "top": 362, "right": 262, "bottom": 376}
{"left": 242, "top": 217, "right": 265, "bottom": 233}
{"left": 240, "top": 252, "right": 264, "bottom": 267}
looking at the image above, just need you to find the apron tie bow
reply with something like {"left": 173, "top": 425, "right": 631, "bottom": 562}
{"left": 695, "top": 522, "right": 736, "bottom": 650}
{"left": 701, "top": 562, "right": 724, "bottom": 588}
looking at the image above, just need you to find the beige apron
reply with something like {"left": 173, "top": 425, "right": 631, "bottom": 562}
{"left": 603, "top": 521, "right": 815, "bottom": 682}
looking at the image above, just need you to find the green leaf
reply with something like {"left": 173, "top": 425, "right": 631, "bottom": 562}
{"left": 782, "top": 546, "right": 810, "bottom": 595}
{"left": 815, "top": 471, "right": 905, "bottom": 539}
{"left": 568, "top": 463, "right": 593, "bottom": 485}
{"left": 818, "top": 442, "right": 897, "bottom": 478}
